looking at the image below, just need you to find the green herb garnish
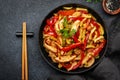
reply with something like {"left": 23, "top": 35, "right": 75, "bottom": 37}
{"left": 63, "top": 17, "right": 68, "bottom": 28}
{"left": 60, "top": 29, "right": 76, "bottom": 38}
{"left": 69, "top": 29, "right": 76, "bottom": 37}
{"left": 60, "top": 29, "right": 69, "bottom": 38}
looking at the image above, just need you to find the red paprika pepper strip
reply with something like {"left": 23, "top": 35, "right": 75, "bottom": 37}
{"left": 61, "top": 63, "right": 72, "bottom": 69}
{"left": 73, "top": 35, "right": 79, "bottom": 43}
{"left": 45, "top": 16, "right": 59, "bottom": 37}
{"left": 72, "top": 52, "right": 85, "bottom": 70}
{"left": 43, "top": 25, "right": 57, "bottom": 37}
{"left": 45, "top": 32, "right": 56, "bottom": 37}
{"left": 49, "top": 31, "right": 57, "bottom": 37}
{"left": 49, "top": 25, "right": 55, "bottom": 32}
{"left": 61, "top": 42, "right": 82, "bottom": 52}
{"left": 93, "top": 40, "right": 106, "bottom": 57}
{"left": 72, "top": 29, "right": 80, "bottom": 43}
{"left": 84, "top": 19, "right": 91, "bottom": 29}
{"left": 58, "top": 10, "right": 75, "bottom": 16}
{"left": 46, "top": 31, "right": 57, "bottom": 37}
{"left": 43, "top": 25, "right": 49, "bottom": 34}
{"left": 91, "top": 19, "right": 99, "bottom": 29}
{"left": 47, "top": 16, "right": 58, "bottom": 26}
{"left": 83, "top": 34, "right": 89, "bottom": 50}
{"left": 47, "top": 19, "right": 54, "bottom": 26}
{"left": 91, "top": 19, "right": 100, "bottom": 37}
{"left": 76, "top": 29, "right": 80, "bottom": 37}
{"left": 97, "top": 29, "right": 100, "bottom": 37}
{"left": 68, "top": 17, "right": 84, "bottom": 21}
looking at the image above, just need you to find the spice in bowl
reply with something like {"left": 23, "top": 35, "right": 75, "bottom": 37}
{"left": 102, "top": 0, "right": 120, "bottom": 15}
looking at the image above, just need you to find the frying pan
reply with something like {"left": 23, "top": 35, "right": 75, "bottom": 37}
{"left": 39, "top": 3, "right": 108, "bottom": 74}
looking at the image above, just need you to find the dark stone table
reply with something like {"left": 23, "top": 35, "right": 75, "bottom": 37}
{"left": 0, "top": 0, "right": 120, "bottom": 80}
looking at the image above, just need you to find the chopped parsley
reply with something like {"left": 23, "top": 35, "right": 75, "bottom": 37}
{"left": 63, "top": 17, "right": 68, "bottom": 28}
{"left": 60, "top": 29, "right": 76, "bottom": 38}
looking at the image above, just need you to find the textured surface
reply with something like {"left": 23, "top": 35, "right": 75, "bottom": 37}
{"left": 0, "top": 0, "right": 120, "bottom": 80}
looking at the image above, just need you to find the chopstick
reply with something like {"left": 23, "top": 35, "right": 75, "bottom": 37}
{"left": 22, "top": 22, "right": 28, "bottom": 80}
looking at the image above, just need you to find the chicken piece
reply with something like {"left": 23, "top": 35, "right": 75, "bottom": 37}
{"left": 89, "top": 27, "right": 96, "bottom": 40}
{"left": 72, "top": 12, "right": 81, "bottom": 17}
{"left": 58, "top": 36, "right": 62, "bottom": 45}
{"left": 54, "top": 42, "right": 62, "bottom": 49}
{"left": 71, "top": 20, "right": 80, "bottom": 31}
{"left": 82, "top": 53, "right": 92, "bottom": 65}
{"left": 50, "top": 36, "right": 58, "bottom": 41}
{"left": 44, "top": 37, "right": 51, "bottom": 45}
{"left": 76, "top": 8, "right": 88, "bottom": 12}
{"left": 94, "top": 36, "right": 104, "bottom": 43}
{"left": 44, "top": 41, "right": 57, "bottom": 53}
{"left": 81, "top": 13, "right": 92, "bottom": 18}
{"left": 49, "top": 51, "right": 57, "bottom": 63}
{"left": 51, "top": 41, "right": 57, "bottom": 48}
{"left": 80, "top": 18, "right": 87, "bottom": 27}
{"left": 44, "top": 36, "right": 58, "bottom": 53}
{"left": 78, "top": 27, "right": 83, "bottom": 42}
{"left": 74, "top": 48, "right": 82, "bottom": 55}
{"left": 55, "top": 55, "right": 76, "bottom": 63}
{"left": 74, "top": 55, "right": 81, "bottom": 60}
{"left": 54, "top": 19, "right": 64, "bottom": 35}
{"left": 63, "top": 7, "right": 73, "bottom": 10}
{"left": 84, "top": 57, "right": 95, "bottom": 67}
{"left": 67, "top": 61, "right": 77, "bottom": 71}
{"left": 86, "top": 45, "right": 95, "bottom": 48}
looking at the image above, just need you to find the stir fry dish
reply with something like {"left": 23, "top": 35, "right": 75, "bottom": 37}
{"left": 43, "top": 7, "right": 106, "bottom": 71}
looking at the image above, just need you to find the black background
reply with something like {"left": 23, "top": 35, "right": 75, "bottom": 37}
{"left": 0, "top": 0, "right": 120, "bottom": 80}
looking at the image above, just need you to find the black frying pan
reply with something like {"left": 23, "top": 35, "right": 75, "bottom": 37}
{"left": 39, "top": 3, "right": 108, "bottom": 74}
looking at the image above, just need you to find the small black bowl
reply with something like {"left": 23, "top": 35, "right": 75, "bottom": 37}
{"left": 39, "top": 3, "right": 108, "bottom": 74}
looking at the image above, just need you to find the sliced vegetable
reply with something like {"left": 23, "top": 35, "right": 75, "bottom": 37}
{"left": 47, "top": 16, "right": 59, "bottom": 26}
{"left": 71, "top": 52, "right": 85, "bottom": 70}
{"left": 69, "top": 29, "right": 76, "bottom": 37}
{"left": 61, "top": 63, "right": 72, "bottom": 69}
{"left": 89, "top": 27, "right": 96, "bottom": 40}
{"left": 72, "top": 12, "right": 81, "bottom": 17}
{"left": 73, "top": 35, "right": 79, "bottom": 43}
{"left": 68, "top": 16, "right": 84, "bottom": 21}
{"left": 63, "top": 7, "right": 73, "bottom": 10}
{"left": 92, "top": 40, "right": 106, "bottom": 57}
{"left": 91, "top": 19, "right": 99, "bottom": 28}
{"left": 71, "top": 20, "right": 80, "bottom": 31}
{"left": 94, "top": 36, "right": 104, "bottom": 43}
{"left": 63, "top": 17, "right": 68, "bottom": 27}
{"left": 76, "top": 8, "right": 88, "bottom": 14}
{"left": 72, "top": 27, "right": 80, "bottom": 43}
{"left": 60, "top": 29, "right": 69, "bottom": 38}
{"left": 44, "top": 42, "right": 57, "bottom": 53}
{"left": 58, "top": 9, "right": 75, "bottom": 16}
{"left": 60, "top": 29, "right": 76, "bottom": 38}
{"left": 84, "top": 19, "right": 91, "bottom": 29}
{"left": 84, "top": 57, "right": 95, "bottom": 68}
{"left": 61, "top": 42, "right": 82, "bottom": 52}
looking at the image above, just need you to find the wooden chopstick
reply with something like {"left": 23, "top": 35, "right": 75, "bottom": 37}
{"left": 22, "top": 22, "right": 25, "bottom": 80}
{"left": 22, "top": 22, "right": 28, "bottom": 80}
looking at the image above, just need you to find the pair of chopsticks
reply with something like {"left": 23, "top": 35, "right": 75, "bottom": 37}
{"left": 22, "top": 22, "right": 28, "bottom": 80}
